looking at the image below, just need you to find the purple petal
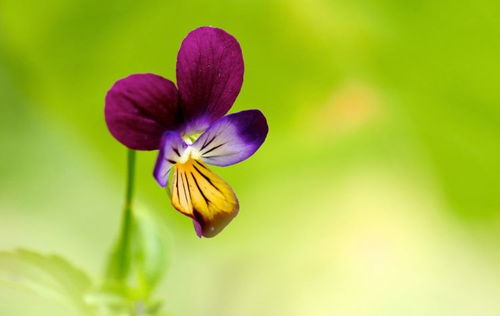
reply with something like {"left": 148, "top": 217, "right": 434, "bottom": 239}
{"left": 192, "top": 110, "right": 268, "bottom": 166}
{"left": 105, "top": 73, "right": 180, "bottom": 150}
{"left": 176, "top": 27, "right": 244, "bottom": 132}
{"left": 153, "top": 131, "right": 188, "bottom": 187}
{"left": 193, "top": 219, "right": 203, "bottom": 238}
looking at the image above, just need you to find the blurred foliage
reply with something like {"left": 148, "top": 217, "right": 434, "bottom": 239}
{"left": 0, "top": 249, "right": 94, "bottom": 315}
{"left": 0, "top": 207, "right": 169, "bottom": 316}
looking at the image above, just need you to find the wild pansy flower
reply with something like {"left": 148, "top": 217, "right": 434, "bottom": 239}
{"left": 105, "top": 27, "right": 268, "bottom": 238}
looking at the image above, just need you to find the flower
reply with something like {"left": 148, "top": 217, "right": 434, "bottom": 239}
{"left": 104, "top": 27, "right": 268, "bottom": 238}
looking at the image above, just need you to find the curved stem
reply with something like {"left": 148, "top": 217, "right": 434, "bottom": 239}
{"left": 125, "top": 149, "right": 136, "bottom": 209}
{"left": 115, "top": 149, "right": 136, "bottom": 279}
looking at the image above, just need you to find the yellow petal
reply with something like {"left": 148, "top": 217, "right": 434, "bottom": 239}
{"left": 170, "top": 159, "right": 239, "bottom": 237}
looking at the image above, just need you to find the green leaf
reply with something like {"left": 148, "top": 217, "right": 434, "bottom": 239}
{"left": 102, "top": 205, "right": 169, "bottom": 310}
{"left": 0, "top": 249, "right": 95, "bottom": 315}
{"left": 131, "top": 208, "right": 169, "bottom": 293}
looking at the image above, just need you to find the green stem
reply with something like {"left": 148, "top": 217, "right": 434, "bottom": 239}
{"left": 115, "top": 149, "right": 136, "bottom": 280}
{"left": 125, "top": 149, "right": 136, "bottom": 210}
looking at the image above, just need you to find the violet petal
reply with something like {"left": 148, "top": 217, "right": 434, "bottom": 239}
{"left": 193, "top": 219, "right": 203, "bottom": 238}
{"left": 176, "top": 27, "right": 244, "bottom": 133}
{"left": 153, "top": 131, "right": 188, "bottom": 187}
{"left": 192, "top": 109, "right": 268, "bottom": 166}
{"left": 105, "top": 73, "right": 180, "bottom": 150}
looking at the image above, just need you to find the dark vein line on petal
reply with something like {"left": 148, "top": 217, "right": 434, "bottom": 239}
{"left": 174, "top": 170, "right": 180, "bottom": 206}
{"left": 178, "top": 170, "right": 186, "bottom": 207}
{"left": 177, "top": 170, "right": 184, "bottom": 205}
{"left": 192, "top": 163, "right": 222, "bottom": 193}
{"left": 161, "top": 168, "right": 169, "bottom": 178}
{"left": 203, "top": 142, "right": 225, "bottom": 155}
{"left": 181, "top": 171, "right": 191, "bottom": 211}
{"left": 202, "top": 154, "right": 227, "bottom": 159}
{"left": 190, "top": 172, "right": 210, "bottom": 205}
{"left": 201, "top": 134, "right": 217, "bottom": 151}
{"left": 194, "top": 160, "right": 209, "bottom": 170}
{"left": 172, "top": 147, "right": 180, "bottom": 157}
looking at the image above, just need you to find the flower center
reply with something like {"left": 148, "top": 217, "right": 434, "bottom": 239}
{"left": 178, "top": 145, "right": 201, "bottom": 164}
{"left": 183, "top": 132, "right": 202, "bottom": 145}
{"left": 177, "top": 132, "right": 203, "bottom": 164}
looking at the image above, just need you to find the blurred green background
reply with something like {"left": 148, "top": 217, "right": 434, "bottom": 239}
{"left": 1, "top": 0, "right": 500, "bottom": 315}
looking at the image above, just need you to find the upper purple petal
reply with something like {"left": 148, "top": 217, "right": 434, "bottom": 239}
{"left": 192, "top": 110, "right": 268, "bottom": 166}
{"left": 105, "top": 73, "right": 180, "bottom": 150}
{"left": 176, "top": 27, "right": 244, "bottom": 133}
{"left": 153, "top": 131, "right": 188, "bottom": 187}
